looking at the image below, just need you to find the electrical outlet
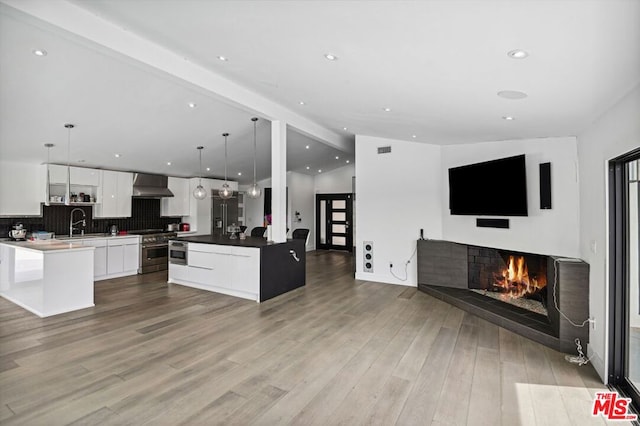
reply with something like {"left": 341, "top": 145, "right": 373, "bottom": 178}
{"left": 590, "top": 318, "right": 596, "bottom": 330}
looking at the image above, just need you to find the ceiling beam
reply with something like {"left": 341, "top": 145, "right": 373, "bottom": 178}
{"left": 2, "top": 0, "right": 353, "bottom": 153}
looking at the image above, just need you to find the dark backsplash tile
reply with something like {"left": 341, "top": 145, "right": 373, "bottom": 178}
{"left": 0, "top": 199, "right": 182, "bottom": 237}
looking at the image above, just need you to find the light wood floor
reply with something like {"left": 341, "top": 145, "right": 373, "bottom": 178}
{"left": 0, "top": 251, "right": 624, "bottom": 425}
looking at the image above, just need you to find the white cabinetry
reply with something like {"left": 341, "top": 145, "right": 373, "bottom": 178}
{"left": 49, "top": 165, "right": 100, "bottom": 186}
{"left": 70, "top": 236, "right": 139, "bottom": 281}
{"left": 0, "top": 161, "right": 46, "bottom": 216}
{"left": 95, "top": 170, "right": 133, "bottom": 218}
{"left": 106, "top": 237, "right": 139, "bottom": 277}
{"left": 161, "top": 177, "right": 190, "bottom": 217}
{"left": 169, "top": 243, "right": 260, "bottom": 301}
{"left": 82, "top": 238, "right": 107, "bottom": 278}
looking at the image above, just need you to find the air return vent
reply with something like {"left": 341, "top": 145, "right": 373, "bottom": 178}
{"left": 377, "top": 146, "right": 392, "bottom": 154}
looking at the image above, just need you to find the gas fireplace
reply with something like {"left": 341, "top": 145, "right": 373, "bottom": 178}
{"left": 417, "top": 239, "right": 590, "bottom": 353}
{"left": 468, "top": 248, "right": 548, "bottom": 316}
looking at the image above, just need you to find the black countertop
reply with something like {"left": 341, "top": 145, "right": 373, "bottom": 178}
{"left": 172, "top": 235, "right": 282, "bottom": 248}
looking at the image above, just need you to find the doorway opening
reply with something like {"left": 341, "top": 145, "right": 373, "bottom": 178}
{"left": 608, "top": 147, "right": 640, "bottom": 414}
{"left": 316, "top": 193, "right": 353, "bottom": 252}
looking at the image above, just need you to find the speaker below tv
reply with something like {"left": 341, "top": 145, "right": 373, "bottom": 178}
{"left": 476, "top": 218, "right": 510, "bottom": 229}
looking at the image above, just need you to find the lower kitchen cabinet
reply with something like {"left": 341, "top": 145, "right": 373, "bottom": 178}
{"left": 76, "top": 236, "right": 139, "bottom": 281}
{"left": 167, "top": 238, "right": 305, "bottom": 303}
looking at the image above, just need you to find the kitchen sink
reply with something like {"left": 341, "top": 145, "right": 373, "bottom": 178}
{"left": 56, "top": 233, "right": 111, "bottom": 240}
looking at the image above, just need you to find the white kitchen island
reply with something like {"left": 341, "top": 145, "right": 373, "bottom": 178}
{"left": 0, "top": 240, "right": 95, "bottom": 317}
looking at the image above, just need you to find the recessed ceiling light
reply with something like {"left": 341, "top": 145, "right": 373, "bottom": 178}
{"left": 412, "top": 135, "right": 417, "bottom": 138}
{"left": 335, "top": 156, "right": 340, "bottom": 160}
{"left": 497, "top": 90, "right": 528, "bottom": 100}
{"left": 237, "top": 172, "right": 242, "bottom": 176}
{"left": 346, "top": 160, "right": 350, "bottom": 164}
{"left": 305, "top": 145, "right": 310, "bottom": 149}
{"left": 206, "top": 167, "right": 210, "bottom": 171}
{"left": 383, "top": 107, "right": 392, "bottom": 112}
{"left": 324, "top": 53, "right": 338, "bottom": 61}
{"left": 167, "top": 162, "right": 172, "bottom": 166}
{"left": 502, "top": 116, "right": 515, "bottom": 121}
{"left": 306, "top": 166, "right": 310, "bottom": 170}
{"left": 318, "top": 169, "right": 322, "bottom": 173}
{"left": 299, "top": 101, "right": 306, "bottom": 105}
{"left": 343, "top": 127, "right": 348, "bottom": 131}
{"left": 32, "top": 49, "right": 47, "bottom": 56}
{"left": 217, "top": 56, "right": 228, "bottom": 61}
{"left": 114, "top": 153, "right": 121, "bottom": 158}
{"left": 188, "top": 102, "right": 197, "bottom": 108}
{"left": 507, "top": 49, "right": 529, "bottom": 59}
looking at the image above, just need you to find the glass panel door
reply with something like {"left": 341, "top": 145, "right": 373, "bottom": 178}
{"left": 315, "top": 193, "right": 353, "bottom": 252}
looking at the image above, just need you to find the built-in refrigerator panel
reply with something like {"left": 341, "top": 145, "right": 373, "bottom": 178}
{"left": 212, "top": 191, "right": 239, "bottom": 237}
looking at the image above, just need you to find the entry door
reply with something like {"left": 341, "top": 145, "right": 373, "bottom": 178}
{"left": 316, "top": 193, "right": 353, "bottom": 252}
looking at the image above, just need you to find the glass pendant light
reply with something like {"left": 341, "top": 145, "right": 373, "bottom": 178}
{"left": 44, "top": 143, "right": 54, "bottom": 206}
{"left": 219, "top": 133, "right": 232, "bottom": 199}
{"left": 193, "top": 146, "right": 207, "bottom": 200}
{"left": 64, "top": 123, "right": 74, "bottom": 206}
{"left": 246, "top": 117, "right": 262, "bottom": 199}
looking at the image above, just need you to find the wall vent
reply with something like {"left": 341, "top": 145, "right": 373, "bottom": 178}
{"left": 377, "top": 146, "right": 392, "bottom": 154}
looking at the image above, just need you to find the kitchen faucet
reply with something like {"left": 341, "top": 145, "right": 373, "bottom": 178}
{"left": 69, "top": 208, "right": 86, "bottom": 237}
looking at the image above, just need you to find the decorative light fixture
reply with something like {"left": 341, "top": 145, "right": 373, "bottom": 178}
{"left": 246, "top": 117, "right": 262, "bottom": 199}
{"left": 507, "top": 49, "right": 529, "bottom": 59}
{"left": 64, "top": 123, "right": 74, "bottom": 205}
{"left": 219, "top": 133, "right": 232, "bottom": 199}
{"left": 44, "top": 143, "right": 54, "bottom": 206}
{"left": 193, "top": 146, "right": 207, "bottom": 200}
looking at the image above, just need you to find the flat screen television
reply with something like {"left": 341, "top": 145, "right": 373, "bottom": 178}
{"left": 448, "top": 154, "right": 528, "bottom": 216}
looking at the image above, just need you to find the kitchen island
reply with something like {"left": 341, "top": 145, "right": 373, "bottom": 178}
{"left": 0, "top": 240, "right": 95, "bottom": 317}
{"left": 168, "top": 235, "right": 305, "bottom": 302}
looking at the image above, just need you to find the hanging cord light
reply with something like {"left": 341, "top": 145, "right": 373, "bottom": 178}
{"left": 219, "top": 133, "right": 232, "bottom": 199}
{"left": 44, "top": 143, "right": 54, "bottom": 206}
{"left": 246, "top": 117, "right": 262, "bottom": 199}
{"left": 64, "top": 123, "right": 74, "bottom": 206}
{"left": 193, "top": 146, "right": 207, "bottom": 200}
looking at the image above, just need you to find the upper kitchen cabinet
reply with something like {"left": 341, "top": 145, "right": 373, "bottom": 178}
{"left": 47, "top": 165, "right": 100, "bottom": 204}
{"left": 94, "top": 170, "right": 133, "bottom": 218}
{"left": 0, "top": 161, "right": 46, "bottom": 216}
{"left": 49, "top": 165, "right": 100, "bottom": 186}
{"left": 161, "top": 177, "right": 190, "bottom": 217}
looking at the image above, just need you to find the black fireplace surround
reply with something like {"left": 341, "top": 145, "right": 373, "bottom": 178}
{"left": 417, "top": 239, "right": 590, "bottom": 354}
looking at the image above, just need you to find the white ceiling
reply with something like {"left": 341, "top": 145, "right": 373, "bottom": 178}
{"left": 1, "top": 0, "right": 639, "bottom": 184}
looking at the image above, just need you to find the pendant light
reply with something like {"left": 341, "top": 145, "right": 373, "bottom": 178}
{"left": 246, "top": 117, "right": 262, "bottom": 199}
{"left": 219, "top": 133, "right": 232, "bottom": 199}
{"left": 64, "top": 123, "right": 74, "bottom": 206}
{"left": 44, "top": 143, "right": 54, "bottom": 206}
{"left": 193, "top": 146, "right": 207, "bottom": 200}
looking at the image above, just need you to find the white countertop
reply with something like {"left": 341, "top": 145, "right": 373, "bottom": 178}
{"left": 0, "top": 240, "right": 94, "bottom": 253}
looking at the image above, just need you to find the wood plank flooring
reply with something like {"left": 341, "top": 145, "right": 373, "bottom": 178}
{"left": 0, "top": 251, "right": 626, "bottom": 425}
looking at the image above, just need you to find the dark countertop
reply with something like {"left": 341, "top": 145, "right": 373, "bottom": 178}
{"left": 172, "top": 235, "right": 281, "bottom": 248}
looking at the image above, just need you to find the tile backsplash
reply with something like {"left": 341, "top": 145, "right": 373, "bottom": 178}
{"left": 0, "top": 199, "right": 182, "bottom": 237}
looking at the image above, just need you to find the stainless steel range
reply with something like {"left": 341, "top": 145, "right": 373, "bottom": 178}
{"left": 128, "top": 229, "right": 178, "bottom": 274}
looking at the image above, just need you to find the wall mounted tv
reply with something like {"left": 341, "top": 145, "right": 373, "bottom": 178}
{"left": 448, "top": 154, "right": 528, "bottom": 216}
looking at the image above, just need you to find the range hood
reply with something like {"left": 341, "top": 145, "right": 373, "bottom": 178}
{"left": 132, "top": 173, "right": 174, "bottom": 198}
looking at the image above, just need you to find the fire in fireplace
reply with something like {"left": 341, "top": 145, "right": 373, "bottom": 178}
{"left": 492, "top": 255, "right": 547, "bottom": 299}
{"left": 468, "top": 248, "right": 548, "bottom": 315}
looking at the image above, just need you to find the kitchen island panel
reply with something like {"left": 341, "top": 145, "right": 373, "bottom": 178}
{"left": 0, "top": 243, "right": 94, "bottom": 317}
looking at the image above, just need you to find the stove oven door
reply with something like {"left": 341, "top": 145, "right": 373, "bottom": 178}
{"left": 140, "top": 243, "right": 169, "bottom": 273}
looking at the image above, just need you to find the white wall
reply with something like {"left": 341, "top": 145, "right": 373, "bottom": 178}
{"left": 355, "top": 135, "right": 443, "bottom": 285}
{"left": 577, "top": 83, "right": 640, "bottom": 381}
{"left": 314, "top": 164, "right": 355, "bottom": 194}
{"left": 441, "top": 137, "right": 580, "bottom": 258}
